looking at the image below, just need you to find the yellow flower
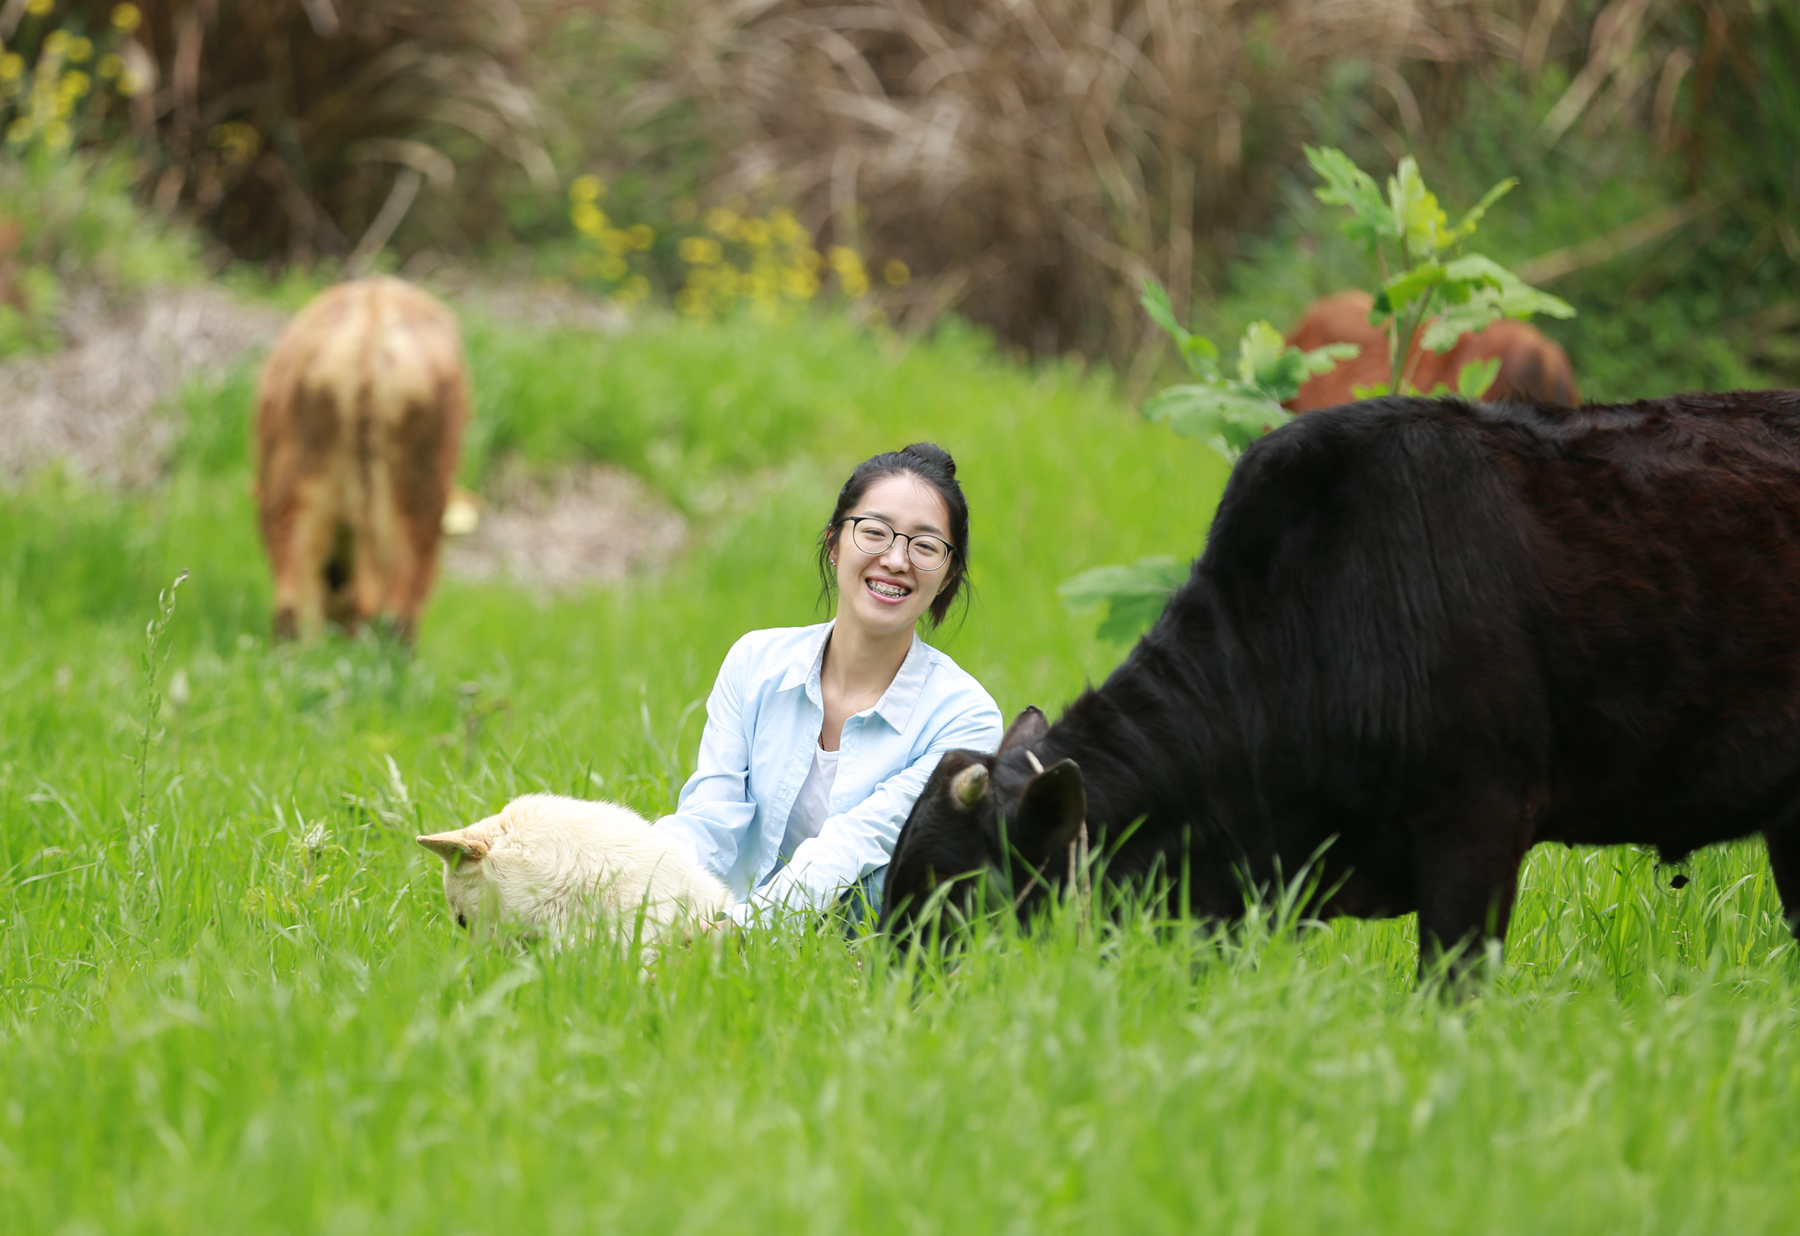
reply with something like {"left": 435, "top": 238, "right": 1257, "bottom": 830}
{"left": 6, "top": 117, "right": 32, "bottom": 143}
{"left": 600, "top": 228, "right": 631, "bottom": 256}
{"left": 0, "top": 53, "right": 23, "bottom": 82}
{"left": 675, "top": 287, "right": 708, "bottom": 317}
{"left": 781, "top": 268, "right": 820, "bottom": 300}
{"left": 795, "top": 248, "right": 822, "bottom": 273}
{"left": 96, "top": 52, "right": 121, "bottom": 79}
{"left": 627, "top": 224, "right": 654, "bottom": 250}
{"left": 679, "top": 236, "right": 721, "bottom": 265}
{"left": 59, "top": 70, "right": 90, "bottom": 97}
{"left": 571, "top": 202, "right": 606, "bottom": 237}
{"left": 703, "top": 207, "right": 739, "bottom": 239}
{"left": 618, "top": 275, "right": 650, "bottom": 304}
{"left": 741, "top": 218, "right": 769, "bottom": 247}
{"left": 43, "top": 120, "right": 70, "bottom": 148}
{"left": 771, "top": 210, "right": 806, "bottom": 246}
{"left": 883, "top": 259, "right": 911, "bottom": 287}
{"left": 111, "top": 3, "right": 142, "bottom": 32}
{"left": 26, "top": 0, "right": 53, "bottom": 16}
{"left": 66, "top": 36, "right": 92, "bottom": 62}
{"left": 827, "top": 245, "right": 863, "bottom": 274}
{"left": 118, "top": 68, "right": 144, "bottom": 96}
{"left": 569, "top": 174, "right": 604, "bottom": 203}
{"left": 209, "top": 121, "right": 260, "bottom": 165}
{"left": 597, "top": 254, "right": 628, "bottom": 281}
{"left": 43, "top": 30, "right": 68, "bottom": 56}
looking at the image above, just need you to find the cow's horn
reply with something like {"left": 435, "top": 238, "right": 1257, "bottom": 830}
{"left": 951, "top": 763, "right": 990, "bottom": 807}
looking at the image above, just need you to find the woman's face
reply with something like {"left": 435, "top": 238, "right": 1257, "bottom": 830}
{"left": 832, "top": 472, "right": 954, "bottom": 639}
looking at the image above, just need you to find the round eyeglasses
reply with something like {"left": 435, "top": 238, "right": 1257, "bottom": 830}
{"left": 838, "top": 516, "right": 956, "bottom": 572}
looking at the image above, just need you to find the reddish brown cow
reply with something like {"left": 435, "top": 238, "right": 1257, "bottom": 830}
{"left": 254, "top": 277, "right": 469, "bottom": 642}
{"left": 1286, "top": 290, "right": 1577, "bottom": 411}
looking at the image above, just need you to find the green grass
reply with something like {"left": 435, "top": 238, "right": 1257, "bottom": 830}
{"left": 4, "top": 308, "right": 1799, "bottom": 1233}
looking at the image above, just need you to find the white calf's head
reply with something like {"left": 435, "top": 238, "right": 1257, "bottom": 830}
{"left": 416, "top": 793, "right": 728, "bottom": 945}
{"left": 416, "top": 815, "right": 505, "bottom": 933}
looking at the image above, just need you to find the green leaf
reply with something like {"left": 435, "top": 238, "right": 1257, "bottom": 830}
{"left": 1058, "top": 556, "right": 1187, "bottom": 642}
{"left": 1455, "top": 357, "right": 1501, "bottom": 400}
{"left": 1440, "top": 255, "right": 1575, "bottom": 319}
{"left": 1298, "top": 341, "right": 1361, "bottom": 378}
{"left": 1139, "top": 279, "right": 1188, "bottom": 345}
{"left": 1306, "top": 145, "right": 1396, "bottom": 251}
{"left": 1179, "top": 333, "right": 1221, "bottom": 378}
{"left": 1350, "top": 381, "right": 1391, "bottom": 399}
{"left": 1145, "top": 384, "right": 1290, "bottom": 459}
{"left": 1448, "top": 177, "right": 1517, "bottom": 244}
{"left": 1373, "top": 260, "right": 1446, "bottom": 318}
{"left": 1422, "top": 296, "right": 1504, "bottom": 352}
{"left": 1141, "top": 279, "right": 1223, "bottom": 377}
{"left": 1236, "top": 321, "right": 1294, "bottom": 387}
{"left": 1389, "top": 158, "right": 1450, "bottom": 260}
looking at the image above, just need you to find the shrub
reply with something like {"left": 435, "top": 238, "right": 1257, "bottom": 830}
{"left": 598, "top": 0, "right": 1502, "bottom": 362}
{"left": 20, "top": 0, "right": 551, "bottom": 264}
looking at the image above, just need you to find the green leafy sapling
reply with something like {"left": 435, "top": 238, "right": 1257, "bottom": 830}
{"left": 1137, "top": 279, "right": 1358, "bottom": 464}
{"left": 1305, "top": 146, "right": 1574, "bottom": 397}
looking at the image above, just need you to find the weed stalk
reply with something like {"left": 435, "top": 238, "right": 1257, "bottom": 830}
{"left": 126, "top": 569, "right": 189, "bottom": 929}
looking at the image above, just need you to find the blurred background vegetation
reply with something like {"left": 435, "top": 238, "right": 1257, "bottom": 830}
{"left": 2, "top": 0, "right": 1797, "bottom": 397}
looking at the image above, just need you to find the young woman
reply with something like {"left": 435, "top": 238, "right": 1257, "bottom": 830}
{"left": 657, "top": 443, "right": 1003, "bottom": 925}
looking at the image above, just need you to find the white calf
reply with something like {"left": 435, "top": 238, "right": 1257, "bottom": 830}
{"left": 417, "top": 794, "right": 728, "bottom": 946}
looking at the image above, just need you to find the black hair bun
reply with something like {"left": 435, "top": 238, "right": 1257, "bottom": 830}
{"left": 900, "top": 441, "right": 956, "bottom": 479}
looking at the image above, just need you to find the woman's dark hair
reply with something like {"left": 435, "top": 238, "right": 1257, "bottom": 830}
{"left": 817, "top": 442, "right": 971, "bottom": 628}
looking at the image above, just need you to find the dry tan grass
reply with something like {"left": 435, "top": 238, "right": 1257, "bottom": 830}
{"left": 598, "top": 0, "right": 1511, "bottom": 362}
{"left": 53, "top": 0, "right": 552, "bottom": 265}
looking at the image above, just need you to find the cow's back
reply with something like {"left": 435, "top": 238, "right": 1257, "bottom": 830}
{"left": 1490, "top": 393, "right": 1800, "bottom": 852}
{"left": 1285, "top": 291, "right": 1578, "bottom": 411}
{"left": 254, "top": 277, "right": 469, "bottom": 638}
{"left": 1198, "top": 392, "right": 1800, "bottom": 862}
{"left": 1285, "top": 291, "right": 1390, "bottom": 410}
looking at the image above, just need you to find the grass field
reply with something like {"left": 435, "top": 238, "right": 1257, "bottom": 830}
{"left": 3, "top": 308, "right": 1799, "bottom": 1233}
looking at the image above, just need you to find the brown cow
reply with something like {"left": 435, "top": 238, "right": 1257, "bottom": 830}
{"left": 1286, "top": 290, "right": 1577, "bottom": 412}
{"left": 254, "top": 277, "right": 469, "bottom": 642}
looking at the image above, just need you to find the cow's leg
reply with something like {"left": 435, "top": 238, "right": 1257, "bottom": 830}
{"left": 353, "top": 478, "right": 430, "bottom": 644}
{"left": 268, "top": 481, "right": 338, "bottom": 640}
{"left": 388, "top": 396, "right": 457, "bottom": 644}
{"left": 1411, "top": 781, "right": 1534, "bottom": 982}
{"left": 1763, "top": 825, "right": 1800, "bottom": 938}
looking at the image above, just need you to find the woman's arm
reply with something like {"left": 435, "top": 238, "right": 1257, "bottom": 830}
{"left": 655, "top": 637, "right": 759, "bottom": 886}
{"left": 733, "top": 690, "right": 1003, "bottom": 920}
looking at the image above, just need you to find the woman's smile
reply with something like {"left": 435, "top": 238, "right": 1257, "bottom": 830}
{"left": 864, "top": 574, "right": 912, "bottom": 603}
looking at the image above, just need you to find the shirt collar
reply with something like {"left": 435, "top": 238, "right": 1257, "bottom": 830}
{"left": 777, "top": 620, "right": 932, "bottom": 732}
{"left": 779, "top": 621, "right": 833, "bottom": 696}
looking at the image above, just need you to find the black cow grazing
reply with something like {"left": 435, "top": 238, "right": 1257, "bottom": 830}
{"left": 881, "top": 391, "right": 1800, "bottom": 974}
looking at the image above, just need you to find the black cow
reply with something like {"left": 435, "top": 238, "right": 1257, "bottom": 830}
{"left": 881, "top": 391, "right": 1800, "bottom": 973}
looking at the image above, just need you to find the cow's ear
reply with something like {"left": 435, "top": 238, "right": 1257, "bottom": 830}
{"left": 1006, "top": 758, "right": 1086, "bottom": 863}
{"left": 999, "top": 706, "right": 1049, "bottom": 753}
{"left": 417, "top": 831, "right": 489, "bottom": 865}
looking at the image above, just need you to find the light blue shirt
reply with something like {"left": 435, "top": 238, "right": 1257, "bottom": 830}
{"left": 656, "top": 620, "right": 1003, "bottom": 923}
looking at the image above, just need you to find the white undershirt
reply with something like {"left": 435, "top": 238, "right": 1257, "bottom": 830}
{"left": 780, "top": 743, "right": 840, "bottom": 860}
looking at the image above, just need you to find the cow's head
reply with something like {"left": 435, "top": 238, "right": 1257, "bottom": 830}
{"left": 880, "top": 706, "right": 1087, "bottom": 935}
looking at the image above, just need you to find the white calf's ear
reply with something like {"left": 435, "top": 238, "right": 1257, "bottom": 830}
{"left": 417, "top": 831, "right": 489, "bottom": 864}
